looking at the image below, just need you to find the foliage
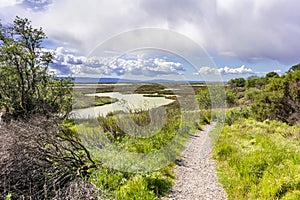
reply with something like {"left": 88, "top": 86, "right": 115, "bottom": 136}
{"left": 86, "top": 107, "right": 181, "bottom": 199}
{"left": 228, "top": 78, "right": 246, "bottom": 88}
{"left": 0, "top": 17, "right": 72, "bottom": 119}
{"left": 244, "top": 88, "right": 260, "bottom": 103}
{"left": 266, "top": 71, "right": 279, "bottom": 78}
{"left": 77, "top": 103, "right": 210, "bottom": 199}
{"left": 225, "top": 107, "right": 251, "bottom": 126}
{"left": 289, "top": 63, "right": 300, "bottom": 72}
{"left": 251, "top": 70, "right": 300, "bottom": 125}
{"left": 225, "top": 91, "right": 237, "bottom": 107}
{"left": 245, "top": 76, "right": 267, "bottom": 89}
{"left": 196, "top": 86, "right": 226, "bottom": 109}
{"left": 89, "top": 164, "right": 174, "bottom": 200}
{"left": 72, "top": 93, "right": 118, "bottom": 109}
{"left": 196, "top": 87, "right": 211, "bottom": 109}
{"left": 213, "top": 119, "right": 300, "bottom": 200}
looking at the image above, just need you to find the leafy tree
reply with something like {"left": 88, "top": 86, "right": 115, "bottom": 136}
{"left": 245, "top": 76, "right": 267, "bottom": 89}
{"left": 288, "top": 63, "right": 300, "bottom": 72}
{"left": 197, "top": 86, "right": 226, "bottom": 109}
{"left": 265, "top": 71, "right": 279, "bottom": 78}
{"left": 228, "top": 78, "right": 246, "bottom": 88}
{"left": 252, "top": 70, "right": 300, "bottom": 124}
{"left": 197, "top": 88, "right": 211, "bottom": 109}
{"left": 0, "top": 17, "right": 72, "bottom": 119}
{"left": 244, "top": 88, "right": 260, "bottom": 103}
{"left": 0, "top": 17, "right": 98, "bottom": 199}
{"left": 225, "top": 91, "right": 237, "bottom": 107}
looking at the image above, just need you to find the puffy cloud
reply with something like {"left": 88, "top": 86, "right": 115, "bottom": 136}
{"left": 197, "top": 65, "right": 254, "bottom": 75}
{"left": 21, "top": 0, "right": 52, "bottom": 11}
{"left": 0, "top": 0, "right": 22, "bottom": 8}
{"left": 219, "top": 65, "right": 253, "bottom": 74}
{"left": 50, "top": 47, "right": 184, "bottom": 77}
{"left": 197, "top": 66, "right": 219, "bottom": 75}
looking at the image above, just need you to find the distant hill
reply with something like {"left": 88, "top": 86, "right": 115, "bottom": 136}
{"left": 72, "top": 77, "right": 206, "bottom": 84}
{"left": 73, "top": 77, "right": 134, "bottom": 83}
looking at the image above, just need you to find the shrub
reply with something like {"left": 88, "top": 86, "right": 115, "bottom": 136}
{"left": 0, "top": 116, "right": 97, "bottom": 199}
{"left": 251, "top": 70, "right": 300, "bottom": 125}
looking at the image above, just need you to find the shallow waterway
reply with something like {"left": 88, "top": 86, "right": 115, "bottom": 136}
{"left": 72, "top": 92, "right": 174, "bottom": 118}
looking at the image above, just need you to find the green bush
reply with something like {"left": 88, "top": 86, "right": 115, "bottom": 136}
{"left": 225, "top": 107, "right": 250, "bottom": 125}
{"left": 251, "top": 70, "right": 300, "bottom": 125}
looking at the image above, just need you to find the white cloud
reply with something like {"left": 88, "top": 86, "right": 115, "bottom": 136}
{"left": 0, "top": 0, "right": 22, "bottom": 8}
{"left": 196, "top": 66, "right": 219, "bottom": 75}
{"left": 50, "top": 47, "right": 185, "bottom": 77}
{"left": 197, "top": 65, "right": 254, "bottom": 75}
{"left": 219, "top": 65, "right": 253, "bottom": 74}
{"left": 273, "top": 69, "right": 281, "bottom": 73}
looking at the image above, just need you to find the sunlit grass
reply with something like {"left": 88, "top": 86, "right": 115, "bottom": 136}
{"left": 72, "top": 105, "right": 212, "bottom": 199}
{"left": 213, "top": 118, "right": 300, "bottom": 200}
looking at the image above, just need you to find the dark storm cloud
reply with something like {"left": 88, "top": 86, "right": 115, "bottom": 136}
{"left": 2, "top": 0, "right": 300, "bottom": 67}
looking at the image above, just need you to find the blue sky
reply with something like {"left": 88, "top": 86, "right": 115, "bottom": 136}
{"left": 0, "top": 0, "right": 299, "bottom": 81}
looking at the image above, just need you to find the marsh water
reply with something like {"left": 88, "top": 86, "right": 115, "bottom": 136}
{"left": 72, "top": 92, "right": 174, "bottom": 118}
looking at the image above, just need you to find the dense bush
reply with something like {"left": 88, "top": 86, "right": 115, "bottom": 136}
{"left": 252, "top": 70, "right": 300, "bottom": 125}
{"left": 196, "top": 86, "right": 226, "bottom": 109}
{"left": 0, "top": 116, "right": 98, "bottom": 199}
{"left": 228, "top": 78, "right": 246, "bottom": 88}
{"left": 245, "top": 76, "right": 268, "bottom": 89}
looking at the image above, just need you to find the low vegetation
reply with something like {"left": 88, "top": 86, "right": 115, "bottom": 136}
{"left": 73, "top": 102, "right": 211, "bottom": 199}
{"left": 73, "top": 94, "right": 118, "bottom": 109}
{"left": 213, "top": 117, "right": 300, "bottom": 199}
{"left": 211, "top": 66, "right": 300, "bottom": 200}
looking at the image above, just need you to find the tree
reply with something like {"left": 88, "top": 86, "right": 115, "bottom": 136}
{"left": 197, "top": 88, "right": 211, "bottom": 109}
{"left": 225, "top": 91, "right": 237, "bottom": 107}
{"left": 0, "top": 17, "right": 72, "bottom": 119}
{"left": 197, "top": 86, "right": 226, "bottom": 109}
{"left": 245, "top": 76, "right": 267, "bottom": 89}
{"left": 0, "top": 17, "right": 98, "bottom": 199}
{"left": 251, "top": 70, "right": 300, "bottom": 124}
{"left": 265, "top": 71, "right": 279, "bottom": 78}
{"left": 288, "top": 63, "right": 300, "bottom": 72}
{"left": 228, "top": 78, "right": 246, "bottom": 88}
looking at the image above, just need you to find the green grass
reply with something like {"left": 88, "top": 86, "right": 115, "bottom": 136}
{"left": 213, "top": 118, "right": 300, "bottom": 199}
{"left": 73, "top": 95, "right": 118, "bottom": 109}
{"left": 73, "top": 104, "right": 212, "bottom": 199}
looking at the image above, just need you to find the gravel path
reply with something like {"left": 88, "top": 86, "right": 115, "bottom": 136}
{"left": 163, "top": 122, "right": 227, "bottom": 200}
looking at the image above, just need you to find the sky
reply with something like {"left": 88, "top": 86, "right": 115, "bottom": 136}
{"left": 0, "top": 0, "right": 299, "bottom": 81}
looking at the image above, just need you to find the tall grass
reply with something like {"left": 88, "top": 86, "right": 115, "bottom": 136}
{"left": 74, "top": 103, "right": 212, "bottom": 199}
{"left": 213, "top": 118, "right": 300, "bottom": 199}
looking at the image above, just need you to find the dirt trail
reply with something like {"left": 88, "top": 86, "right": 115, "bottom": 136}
{"left": 163, "top": 122, "right": 227, "bottom": 200}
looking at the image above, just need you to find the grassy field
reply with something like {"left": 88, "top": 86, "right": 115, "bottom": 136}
{"left": 212, "top": 117, "right": 300, "bottom": 199}
{"left": 72, "top": 101, "right": 211, "bottom": 199}
{"left": 73, "top": 94, "right": 118, "bottom": 109}
{"left": 74, "top": 82, "right": 206, "bottom": 95}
